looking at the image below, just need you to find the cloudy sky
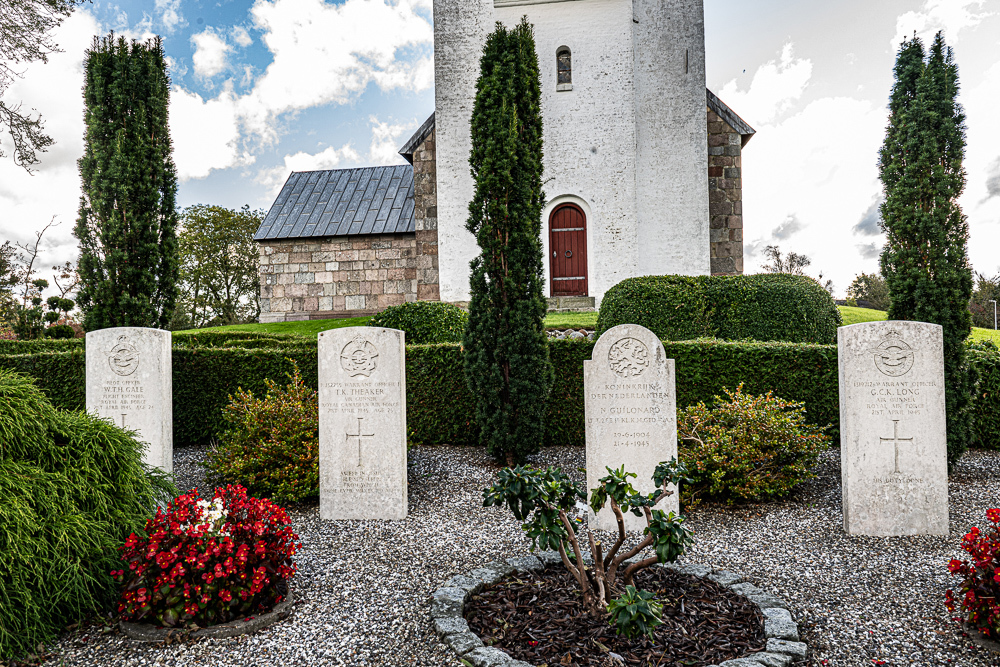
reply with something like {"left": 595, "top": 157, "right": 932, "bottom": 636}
{"left": 1, "top": 0, "right": 999, "bottom": 297}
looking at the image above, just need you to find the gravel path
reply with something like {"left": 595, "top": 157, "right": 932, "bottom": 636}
{"left": 44, "top": 445, "right": 1000, "bottom": 667}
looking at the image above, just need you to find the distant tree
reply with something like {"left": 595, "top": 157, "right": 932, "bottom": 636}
{"left": 0, "top": 0, "right": 77, "bottom": 171}
{"left": 878, "top": 32, "right": 974, "bottom": 465}
{"left": 760, "top": 245, "right": 811, "bottom": 275}
{"left": 846, "top": 272, "right": 890, "bottom": 311}
{"left": 175, "top": 204, "right": 263, "bottom": 329}
{"left": 463, "top": 18, "right": 553, "bottom": 466}
{"left": 969, "top": 271, "right": 999, "bottom": 329}
{"left": 74, "top": 34, "right": 178, "bottom": 331}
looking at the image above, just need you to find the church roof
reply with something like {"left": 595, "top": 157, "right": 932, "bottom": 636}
{"left": 399, "top": 112, "right": 435, "bottom": 164}
{"left": 254, "top": 165, "right": 415, "bottom": 241}
{"left": 707, "top": 89, "right": 756, "bottom": 146}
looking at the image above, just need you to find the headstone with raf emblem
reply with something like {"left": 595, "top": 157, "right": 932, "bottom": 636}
{"left": 585, "top": 323, "right": 677, "bottom": 532}
{"left": 319, "top": 326, "right": 407, "bottom": 520}
{"left": 86, "top": 327, "right": 172, "bottom": 472}
{"left": 838, "top": 321, "right": 948, "bottom": 536}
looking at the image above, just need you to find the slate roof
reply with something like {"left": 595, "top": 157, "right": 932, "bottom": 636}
{"left": 254, "top": 165, "right": 415, "bottom": 241}
{"left": 707, "top": 89, "right": 756, "bottom": 146}
{"left": 399, "top": 112, "right": 435, "bottom": 164}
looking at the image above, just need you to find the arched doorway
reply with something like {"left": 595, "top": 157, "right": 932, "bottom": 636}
{"left": 549, "top": 203, "right": 588, "bottom": 297}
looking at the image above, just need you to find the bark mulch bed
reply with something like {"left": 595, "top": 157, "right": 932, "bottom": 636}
{"left": 465, "top": 565, "right": 767, "bottom": 667}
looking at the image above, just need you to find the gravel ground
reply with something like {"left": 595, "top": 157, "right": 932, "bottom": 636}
{"left": 42, "top": 445, "right": 1000, "bottom": 667}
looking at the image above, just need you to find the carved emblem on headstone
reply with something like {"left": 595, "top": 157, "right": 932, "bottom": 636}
{"left": 108, "top": 335, "right": 140, "bottom": 376}
{"left": 608, "top": 338, "right": 649, "bottom": 378}
{"left": 341, "top": 336, "right": 379, "bottom": 377}
{"left": 872, "top": 330, "right": 914, "bottom": 377}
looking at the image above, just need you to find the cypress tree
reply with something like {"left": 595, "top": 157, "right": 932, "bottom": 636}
{"left": 878, "top": 32, "right": 974, "bottom": 464}
{"left": 74, "top": 34, "right": 178, "bottom": 331}
{"left": 463, "top": 18, "right": 552, "bottom": 465}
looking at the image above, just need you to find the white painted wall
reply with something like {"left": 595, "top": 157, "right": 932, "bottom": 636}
{"left": 432, "top": 0, "right": 710, "bottom": 303}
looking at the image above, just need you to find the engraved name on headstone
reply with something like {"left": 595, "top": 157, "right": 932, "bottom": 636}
{"left": 319, "top": 327, "right": 407, "bottom": 520}
{"left": 585, "top": 324, "right": 677, "bottom": 532}
{"left": 838, "top": 321, "right": 948, "bottom": 536}
{"left": 86, "top": 327, "right": 172, "bottom": 472}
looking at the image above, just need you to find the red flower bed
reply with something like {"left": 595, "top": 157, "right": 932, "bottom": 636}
{"left": 113, "top": 484, "right": 300, "bottom": 628}
{"left": 946, "top": 508, "right": 1000, "bottom": 639}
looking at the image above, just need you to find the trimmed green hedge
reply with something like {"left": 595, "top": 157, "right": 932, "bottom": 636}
{"left": 368, "top": 301, "right": 468, "bottom": 344}
{"left": 597, "top": 274, "right": 842, "bottom": 344}
{"left": 2, "top": 334, "right": 996, "bottom": 449}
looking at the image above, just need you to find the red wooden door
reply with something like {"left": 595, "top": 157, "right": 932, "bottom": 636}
{"left": 549, "top": 204, "right": 588, "bottom": 297}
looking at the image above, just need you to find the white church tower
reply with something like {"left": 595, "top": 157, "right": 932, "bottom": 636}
{"left": 433, "top": 0, "right": 711, "bottom": 305}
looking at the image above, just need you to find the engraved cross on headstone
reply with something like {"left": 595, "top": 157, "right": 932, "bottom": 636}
{"left": 879, "top": 419, "right": 913, "bottom": 474}
{"left": 345, "top": 417, "right": 375, "bottom": 467}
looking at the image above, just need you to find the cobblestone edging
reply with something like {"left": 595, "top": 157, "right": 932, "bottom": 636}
{"left": 430, "top": 554, "right": 808, "bottom": 667}
{"left": 119, "top": 591, "right": 295, "bottom": 643}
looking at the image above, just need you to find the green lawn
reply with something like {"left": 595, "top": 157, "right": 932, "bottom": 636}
{"left": 180, "top": 305, "right": 1000, "bottom": 344}
{"left": 839, "top": 306, "right": 1000, "bottom": 344}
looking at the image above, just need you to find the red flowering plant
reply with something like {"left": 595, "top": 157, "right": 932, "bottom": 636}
{"left": 113, "top": 484, "right": 300, "bottom": 628}
{"left": 945, "top": 508, "right": 1000, "bottom": 639}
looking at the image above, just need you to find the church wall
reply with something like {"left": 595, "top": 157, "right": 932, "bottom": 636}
{"left": 707, "top": 110, "right": 744, "bottom": 275}
{"left": 632, "top": 0, "right": 711, "bottom": 277}
{"left": 432, "top": 0, "right": 495, "bottom": 303}
{"left": 413, "top": 129, "right": 441, "bottom": 300}
{"left": 495, "top": 0, "right": 638, "bottom": 303}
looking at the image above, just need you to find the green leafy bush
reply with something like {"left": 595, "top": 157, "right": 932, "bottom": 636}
{"left": 677, "top": 385, "right": 830, "bottom": 504}
{"left": 204, "top": 363, "right": 319, "bottom": 504}
{"left": 483, "top": 460, "right": 692, "bottom": 616}
{"left": 368, "top": 301, "right": 468, "bottom": 344}
{"left": 969, "top": 341, "right": 999, "bottom": 450}
{"left": 597, "top": 274, "right": 841, "bottom": 344}
{"left": 44, "top": 324, "right": 76, "bottom": 339}
{"left": 596, "top": 276, "right": 712, "bottom": 341}
{"left": 0, "top": 368, "right": 175, "bottom": 660}
{"left": 607, "top": 585, "right": 664, "bottom": 640}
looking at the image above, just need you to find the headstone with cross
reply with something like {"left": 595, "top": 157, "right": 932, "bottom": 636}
{"left": 838, "top": 321, "right": 948, "bottom": 536}
{"left": 585, "top": 323, "right": 678, "bottom": 532}
{"left": 85, "top": 328, "right": 172, "bottom": 473}
{"left": 318, "top": 326, "right": 407, "bottom": 520}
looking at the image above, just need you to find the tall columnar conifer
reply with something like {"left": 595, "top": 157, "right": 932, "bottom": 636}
{"left": 463, "top": 18, "right": 552, "bottom": 465}
{"left": 74, "top": 34, "right": 178, "bottom": 331}
{"left": 878, "top": 32, "right": 974, "bottom": 464}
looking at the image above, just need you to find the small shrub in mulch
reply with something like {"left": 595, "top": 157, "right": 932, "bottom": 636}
{"left": 466, "top": 564, "right": 766, "bottom": 666}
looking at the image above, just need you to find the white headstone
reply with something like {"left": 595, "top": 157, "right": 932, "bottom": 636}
{"left": 86, "top": 327, "right": 172, "bottom": 472}
{"left": 319, "top": 326, "right": 407, "bottom": 520}
{"left": 838, "top": 321, "right": 948, "bottom": 536}
{"left": 585, "top": 324, "right": 678, "bottom": 532}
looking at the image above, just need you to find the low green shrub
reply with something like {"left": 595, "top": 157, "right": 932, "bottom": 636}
{"left": 44, "top": 324, "right": 76, "bottom": 339}
{"left": 0, "top": 368, "right": 175, "bottom": 660}
{"left": 677, "top": 385, "right": 830, "bottom": 504}
{"left": 597, "top": 274, "right": 841, "bottom": 344}
{"left": 368, "top": 301, "right": 468, "bottom": 344}
{"left": 204, "top": 363, "right": 319, "bottom": 504}
{"left": 969, "top": 341, "right": 999, "bottom": 450}
{"left": 607, "top": 585, "right": 664, "bottom": 640}
{"left": 114, "top": 484, "right": 299, "bottom": 628}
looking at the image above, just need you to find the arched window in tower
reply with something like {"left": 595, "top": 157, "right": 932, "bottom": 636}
{"left": 556, "top": 47, "right": 572, "bottom": 91}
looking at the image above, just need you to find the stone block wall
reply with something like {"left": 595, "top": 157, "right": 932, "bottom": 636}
{"left": 413, "top": 128, "right": 440, "bottom": 301}
{"left": 259, "top": 235, "right": 418, "bottom": 322}
{"left": 707, "top": 109, "right": 744, "bottom": 275}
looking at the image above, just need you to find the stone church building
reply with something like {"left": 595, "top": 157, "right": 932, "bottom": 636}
{"left": 255, "top": 0, "right": 754, "bottom": 323}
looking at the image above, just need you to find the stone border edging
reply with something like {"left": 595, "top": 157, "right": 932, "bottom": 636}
{"left": 431, "top": 554, "right": 808, "bottom": 667}
{"left": 965, "top": 624, "right": 1000, "bottom": 654}
{"left": 120, "top": 591, "right": 294, "bottom": 642}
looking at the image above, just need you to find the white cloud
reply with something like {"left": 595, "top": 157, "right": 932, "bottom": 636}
{"left": 257, "top": 144, "right": 362, "bottom": 199}
{"left": 0, "top": 10, "right": 103, "bottom": 292}
{"left": 718, "top": 43, "right": 812, "bottom": 126}
{"left": 958, "top": 57, "right": 1000, "bottom": 274}
{"left": 155, "top": 0, "right": 185, "bottom": 33}
{"left": 231, "top": 26, "right": 253, "bottom": 48}
{"left": 238, "top": 0, "right": 434, "bottom": 142}
{"left": 893, "top": 0, "right": 993, "bottom": 47}
{"left": 191, "top": 29, "right": 232, "bottom": 79}
{"left": 169, "top": 87, "right": 253, "bottom": 181}
{"left": 368, "top": 116, "right": 416, "bottom": 165}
